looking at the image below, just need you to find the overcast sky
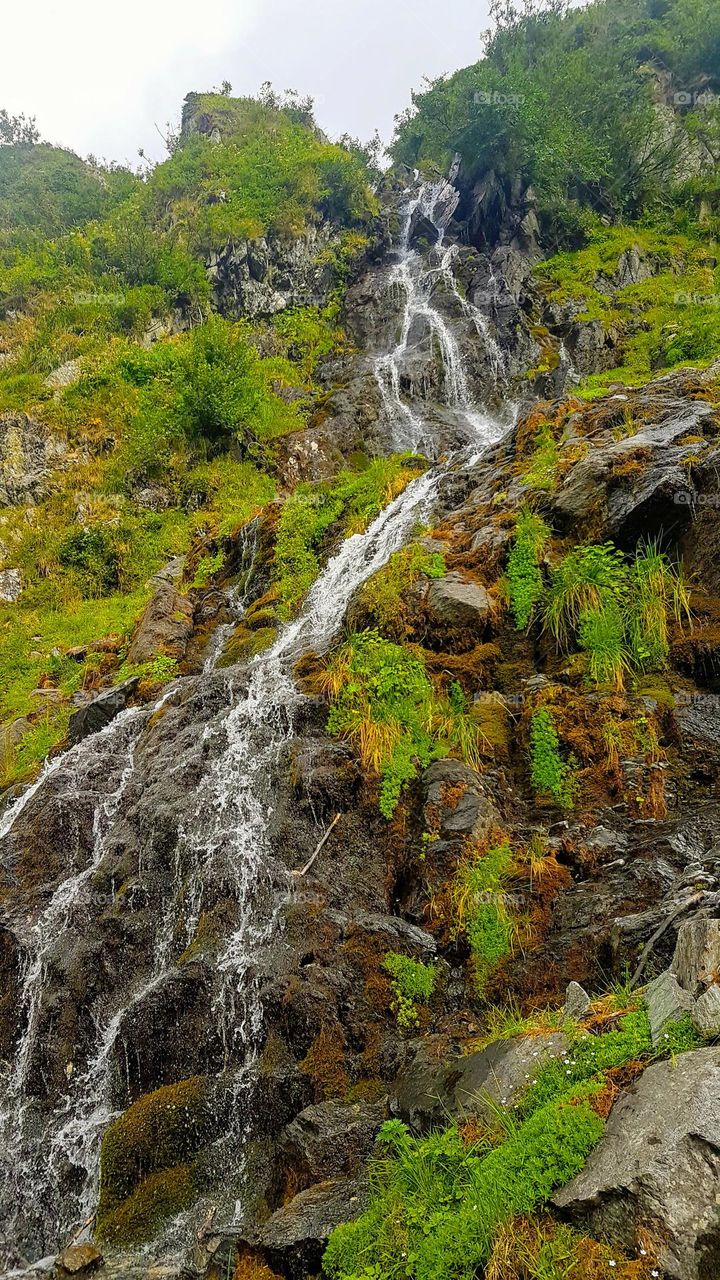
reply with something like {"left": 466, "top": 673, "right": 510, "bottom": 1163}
{"left": 1, "top": 0, "right": 493, "bottom": 165}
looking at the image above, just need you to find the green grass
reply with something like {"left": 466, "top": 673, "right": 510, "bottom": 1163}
{"left": 323, "top": 630, "right": 486, "bottom": 818}
{"left": 323, "top": 1003, "right": 701, "bottom": 1280}
{"left": 273, "top": 456, "right": 425, "bottom": 617}
{"left": 454, "top": 843, "right": 515, "bottom": 997}
{"left": 522, "top": 423, "right": 560, "bottom": 492}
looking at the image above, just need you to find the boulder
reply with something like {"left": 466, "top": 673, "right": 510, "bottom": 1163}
{"left": 280, "top": 1100, "right": 386, "bottom": 1187}
{"left": 554, "top": 1048, "right": 720, "bottom": 1280}
{"left": 68, "top": 678, "right": 139, "bottom": 746}
{"left": 564, "top": 981, "right": 591, "bottom": 1021}
{"left": 422, "top": 759, "right": 498, "bottom": 841}
{"left": 125, "top": 579, "right": 193, "bottom": 665}
{"left": 393, "top": 1032, "right": 568, "bottom": 1130}
{"left": 260, "top": 1178, "right": 366, "bottom": 1280}
{"left": 693, "top": 983, "right": 720, "bottom": 1039}
{"left": 0, "top": 568, "right": 21, "bottom": 602}
{"left": 55, "top": 1243, "right": 104, "bottom": 1275}
{"left": 451, "top": 1031, "right": 568, "bottom": 1115}
{"left": 428, "top": 573, "right": 494, "bottom": 630}
{"left": 672, "top": 917, "right": 720, "bottom": 995}
{"left": 645, "top": 970, "right": 696, "bottom": 1046}
{"left": 0, "top": 411, "right": 64, "bottom": 506}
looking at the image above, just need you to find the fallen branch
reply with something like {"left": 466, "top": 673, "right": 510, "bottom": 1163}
{"left": 292, "top": 813, "right": 342, "bottom": 878}
{"left": 629, "top": 892, "right": 704, "bottom": 990}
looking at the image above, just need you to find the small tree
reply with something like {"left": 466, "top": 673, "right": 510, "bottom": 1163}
{"left": 0, "top": 109, "right": 40, "bottom": 145}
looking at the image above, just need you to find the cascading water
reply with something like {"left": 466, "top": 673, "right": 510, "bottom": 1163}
{"left": 0, "top": 174, "right": 508, "bottom": 1271}
{"left": 373, "top": 179, "right": 505, "bottom": 454}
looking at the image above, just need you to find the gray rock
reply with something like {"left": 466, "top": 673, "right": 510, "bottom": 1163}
{"left": 125, "top": 579, "right": 193, "bottom": 665}
{"left": 422, "top": 759, "right": 498, "bottom": 841}
{"left": 0, "top": 412, "right": 64, "bottom": 506}
{"left": 646, "top": 971, "right": 695, "bottom": 1046}
{"left": 692, "top": 984, "right": 720, "bottom": 1039}
{"left": 260, "top": 1178, "right": 366, "bottom": 1280}
{"left": 452, "top": 1032, "right": 568, "bottom": 1115}
{"left": 428, "top": 573, "right": 494, "bottom": 630}
{"left": 68, "top": 679, "right": 139, "bottom": 746}
{"left": 553, "top": 1048, "right": 720, "bottom": 1280}
{"left": 0, "top": 568, "right": 22, "bottom": 602}
{"left": 672, "top": 917, "right": 720, "bottom": 995}
{"left": 281, "top": 1100, "right": 386, "bottom": 1186}
{"left": 564, "top": 981, "right": 591, "bottom": 1021}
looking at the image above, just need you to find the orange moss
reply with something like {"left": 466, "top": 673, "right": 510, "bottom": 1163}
{"left": 299, "top": 1023, "right": 350, "bottom": 1100}
{"left": 486, "top": 1214, "right": 659, "bottom": 1280}
{"left": 233, "top": 1248, "right": 283, "bottom": 1280}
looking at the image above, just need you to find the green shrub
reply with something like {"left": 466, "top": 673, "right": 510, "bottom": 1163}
{"left": 383, "top": 952, "right": 437, "bottom": 1028}
{"left": 506, "top": 508, "right": 550, "bottom": 630}
{"left": 522, "top": 423, "right": 560, "bottom": 492}
{"left": 529, "top": 708, "right": 575, "bottom": 808}
{"left": 58, "top": 526, "right": 123, "bottom": 596}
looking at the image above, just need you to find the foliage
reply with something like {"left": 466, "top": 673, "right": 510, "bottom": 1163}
{"left": 142, "top": 94, "right": 377, "bottom": 253}
{"left": 0, "top": 109, "right": 40, "bottom": 146}
{"left": 383, "top": 952, "right": 437, "bottom": 1028}
{"left": 529, "top": 708, "right": 575, "bottom": 808}
{"left": 273, "top": 456, "right": 423, "bottom": 616}
{"left": 391, "top": 0, "right": 720, "bottom": 239}
{"left": 506, "top": 508, "right": 549, "bottom": 629}
{"left": 522, "top": 423, "right": 559, "bottom": 491}
{"left": 359, "top": 541, "right": 446, "bottom": 637}
{"left": 544, "top": 540, "right": 690, "bottom": 686}
{"left": 452, "top": 843, "right": 515, "bottom": 996}
{"left": 0, "top": 144, "right": 136, "bottom": 236}
{"left": 323, "top": 1101, "right": 603, "bottom": 1280}
{"left": 323, "top": 630, "right": 486, "bottom": 817}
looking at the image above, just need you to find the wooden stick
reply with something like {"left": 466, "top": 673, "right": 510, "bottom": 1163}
{"left": 292, "top": 813, "right": 341, "bottom": 878}
{"left": 629, "top": 892, "right": 704, "bottom": 990}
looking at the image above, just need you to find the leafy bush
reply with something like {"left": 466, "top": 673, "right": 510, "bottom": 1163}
{"left": 360, "top": 541, "right": 446, "bottom": 637}
{"left": 506, "top": 508, "right": 549, "bottom": 629}
{"left": 58, "top": 526, "right": 123, "bottom": 596}
{"left": 529, "top": 708, "right": 575, "bottom": 808}
{"left": 383, "top": 952, "right": 437, "bottom": 1028}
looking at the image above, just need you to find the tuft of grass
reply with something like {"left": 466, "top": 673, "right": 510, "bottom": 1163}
{"left": 452, "top": 843, "right": 516, "bottom": 997}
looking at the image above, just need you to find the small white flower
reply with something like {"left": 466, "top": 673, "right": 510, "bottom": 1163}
{"left": 651, "top": 1272, "right": 659, "bottom": 1278}
{"left": 608, "top": 1263, "right": 617, "bottom": 1270}
{"left": 639, "top": 1249, "right": 647, "bottom": 1256}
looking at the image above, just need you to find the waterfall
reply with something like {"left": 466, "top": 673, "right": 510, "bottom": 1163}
{"left": 0, "top": 173, "right": 507, "bottom": 1269}
{"left": 373, "top": 179, "right": 505, "bottom": 454}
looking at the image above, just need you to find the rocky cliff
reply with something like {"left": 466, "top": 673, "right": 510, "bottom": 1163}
{"left": 2, "top": 17, "right": 720, "bottom": 1280}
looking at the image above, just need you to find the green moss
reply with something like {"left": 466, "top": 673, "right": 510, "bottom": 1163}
{"left": 217, "top": 624, "right": 277, "bottom": 668}
{"left": 97, "top": 1076, "right": 225, "bottom": 1246}
{"left": 274, "top": 455, "right": 425, "bottom": 617}
{"left": 455, "top": 843, "right": 515, "bottom": 997}
{"left": 522, "top": 422, "right": 560, "bottom": 492}
{"left": 358, "top": 541, "right": 446, "bottom": 636}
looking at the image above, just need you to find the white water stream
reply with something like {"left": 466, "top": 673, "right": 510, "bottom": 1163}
{"left": 0, "top": 178, "right": 507, "bottom": 1267}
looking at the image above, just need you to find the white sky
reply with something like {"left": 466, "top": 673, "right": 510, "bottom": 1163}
{"left": 1, "top": 0, "right": 493, "bottom": 165}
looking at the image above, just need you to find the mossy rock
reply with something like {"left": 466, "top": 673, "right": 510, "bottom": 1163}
{"left": 218, "top": 624, "right": 277, "bottom": 668}
{"left": 96, "top": 1075, "right": 228, "bottom": 1245}
{"left": 97, "top": 1163, "right": 195, "bottom": 1246}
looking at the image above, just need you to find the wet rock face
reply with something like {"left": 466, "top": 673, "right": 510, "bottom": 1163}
{"left": 208, "top": 226, "right": 339, "bottom": 321}
{"left": 0, "top": 411, "right": 65, "bottom": 506}
{"left": 554, "top": 1048, "right": 720, "bottom": 1280}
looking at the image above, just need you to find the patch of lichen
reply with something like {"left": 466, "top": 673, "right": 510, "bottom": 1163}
{"left": 218, "top": 624, "right": 277, "bottom": 668}
{"left": 96, "top": 1075, "right": 225, "bottom": 1245}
